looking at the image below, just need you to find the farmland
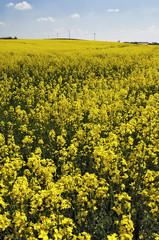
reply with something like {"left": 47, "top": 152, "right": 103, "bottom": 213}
{"left": 0, "top": 39, "right": 159, "bottom": 239}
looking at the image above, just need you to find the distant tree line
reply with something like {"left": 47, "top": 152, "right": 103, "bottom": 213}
{"left": 149, "top": 42, "right": 159, "bottom": 45}
{"left": 0, "top": 36, "right": 17, "bottom": 39}
{"left": 124, "top": 41, "right": 159, "bottom": 45}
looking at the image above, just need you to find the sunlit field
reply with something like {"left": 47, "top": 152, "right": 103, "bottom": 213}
{"left": 0, "top": 39, "right": 159, "bottom": 240}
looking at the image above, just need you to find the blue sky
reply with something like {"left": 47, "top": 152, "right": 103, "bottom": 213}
{"left": 1, "top": 0, "right": 159, "bottom": 42}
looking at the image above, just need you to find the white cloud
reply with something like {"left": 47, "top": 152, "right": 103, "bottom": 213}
{"left": 70, "top": 13, "right": 80, "bottom": 19}
{"left": 88, "top": 11, "right": 95, "bottom": 16}
{"left": 15, "top": 1, "right": 32, "bottom": 10}
{"left": 6, "top": 2, "right": 14, "bottom": 7}
{"left": 36, "top": 17, "right": 55, "bottom": 23}
{"left": 54, "top": 27, "right": 65, "bottom": 33}
{"left": 100, "top": 25, "right": 159, "bottom": 43}
{"left": 0, "top": 21, "right": 6, "bottom": 26}
{"left": 107, "top": 9, "right": 120, "bottom": 12}
{"left": 147, "top": 25, "right": 159, "bottom": 32}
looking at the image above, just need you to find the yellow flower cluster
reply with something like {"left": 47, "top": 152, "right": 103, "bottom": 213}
{"left": 0, "top": 39, "right": 158, "bottom": 239}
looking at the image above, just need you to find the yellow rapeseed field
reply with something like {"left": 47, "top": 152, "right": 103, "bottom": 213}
{"left": 0, "top": 39, "right": 159, "bottom": 239}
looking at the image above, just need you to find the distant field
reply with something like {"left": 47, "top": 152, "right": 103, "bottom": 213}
{"left": 0, "top": 40, "right": 159, "bottom": 240}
